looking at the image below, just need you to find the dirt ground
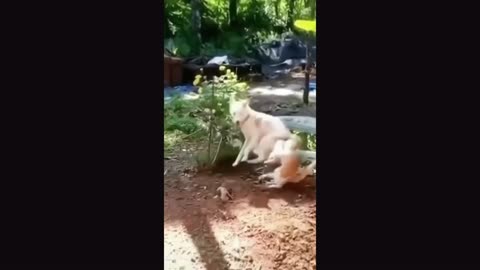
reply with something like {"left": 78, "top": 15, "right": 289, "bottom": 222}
{"left": 164, "top": 77, "right": 317, "bottom": 270}
{"left": 248, "top": 76, "right": 316, "bottom": 118}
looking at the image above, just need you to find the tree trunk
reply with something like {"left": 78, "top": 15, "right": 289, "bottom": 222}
{"left": 274, "top": 0, "right": 280, "bottom": 18}
{"left": 229, "top": 0, "right": 237, "bottom": 27}
{"left": 287, "top": 0, "right": 294, "bottom": 29}
{"left": 191, "top": 0, "right": 202, "bottom": 45}
{"left": 309, "top": 0, "right": 316, "bottom": 19}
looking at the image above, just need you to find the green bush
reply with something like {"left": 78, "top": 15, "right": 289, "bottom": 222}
{"left": 193, "top": 67, "right": 249, "bottom": 167}
{"left": 164, "top": 0, "right": 317, "bottom": 58}
{"left": 163, "top": 67, "right": 248, "bottom": 168}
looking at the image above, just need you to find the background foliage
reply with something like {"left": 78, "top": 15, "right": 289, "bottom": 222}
{"left": 164, "top": 0, "right": 316, "bottom": 57}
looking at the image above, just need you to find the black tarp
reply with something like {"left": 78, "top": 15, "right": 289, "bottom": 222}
{"left": 180, "top": 35, "right": 316, "bottom": 82}
{"left": 182, "top": 55, "right": 262, "bottom": 82}
{"left": 253, "top": 35, "right": 316, "bottom": 79}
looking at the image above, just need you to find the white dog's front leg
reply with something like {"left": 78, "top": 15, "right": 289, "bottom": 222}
{"left": 232, "top": 137, "right": 249, "bottom": 167}
{"left": 247, "top": 157, "right": 266, "bottom": 164}
{"left": 241, "top": 136, "right": 258, "bottom": 162}
{"left": 264, "top": 156, "right": 280, "bottom": 165}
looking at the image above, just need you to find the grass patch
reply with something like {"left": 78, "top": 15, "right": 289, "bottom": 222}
{"left": 164, "top": 96, "right": 208, "bottom": 157}
{"left": 164, "top": 130, "right": 185, "bottom": 155}
{"left": 165, "top": 116, "right": 205, "bottom": 134}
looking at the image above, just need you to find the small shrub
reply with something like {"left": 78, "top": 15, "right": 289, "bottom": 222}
{"left": 163, "top": 67, "right": 248, "bottom": 168}
{"left": 193, "top": 67, "right": 249, "bottom": 167}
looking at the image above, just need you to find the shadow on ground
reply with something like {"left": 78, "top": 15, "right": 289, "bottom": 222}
{"left": 164, "top": 161, "right": 316, "bottom": 270}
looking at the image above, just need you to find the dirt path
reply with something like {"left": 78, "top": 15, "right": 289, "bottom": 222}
{"left": 164, "top": 77, "right": 316, "bottom": 270}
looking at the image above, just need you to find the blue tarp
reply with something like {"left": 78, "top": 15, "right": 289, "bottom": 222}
{"left": 164, "top": 85, "right": 197, "bottom": 103}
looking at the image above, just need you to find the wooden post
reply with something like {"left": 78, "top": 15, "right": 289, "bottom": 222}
{"left": 303, "top": 39, "right": 310, "bottom": 105}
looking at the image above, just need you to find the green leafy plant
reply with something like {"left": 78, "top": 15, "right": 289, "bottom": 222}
{"left": 193, "top": 66, "right": 249, "bottom": 167}
{"left": 164, "top": 0, "right": 317, "bottom": 58}
{"left": 163, "top": 67, "right": 249, "bottom": 168}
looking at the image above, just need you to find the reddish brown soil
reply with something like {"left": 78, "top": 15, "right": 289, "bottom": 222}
{"left": 164, "top": 163, "right": 316, "bottom": 270}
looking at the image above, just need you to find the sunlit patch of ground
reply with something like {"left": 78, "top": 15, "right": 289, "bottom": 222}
{"left": 164, "top": 172, "right": 316, "bottom": 270}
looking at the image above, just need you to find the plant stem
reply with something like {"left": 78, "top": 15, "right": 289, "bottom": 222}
{"left": 207, "top": 82, "right": 215, "bottom": 163}
{"left": 211, "top": 136, "right": 223, "bottom": 166}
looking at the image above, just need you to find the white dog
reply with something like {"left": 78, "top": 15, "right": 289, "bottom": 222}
{"left": 230, "top": 98, "right": 292, "bottom": 167}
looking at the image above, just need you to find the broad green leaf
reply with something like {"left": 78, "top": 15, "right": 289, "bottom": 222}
{"left": 294, "top": 20, "right": 316, "bottom": 33}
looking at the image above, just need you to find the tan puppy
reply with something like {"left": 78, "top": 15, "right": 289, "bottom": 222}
{"left": 260, "top": 135, "right": 316, "bottom": 188}
{"left": 230, "top": 98, "right": 293, "bottom": 167}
